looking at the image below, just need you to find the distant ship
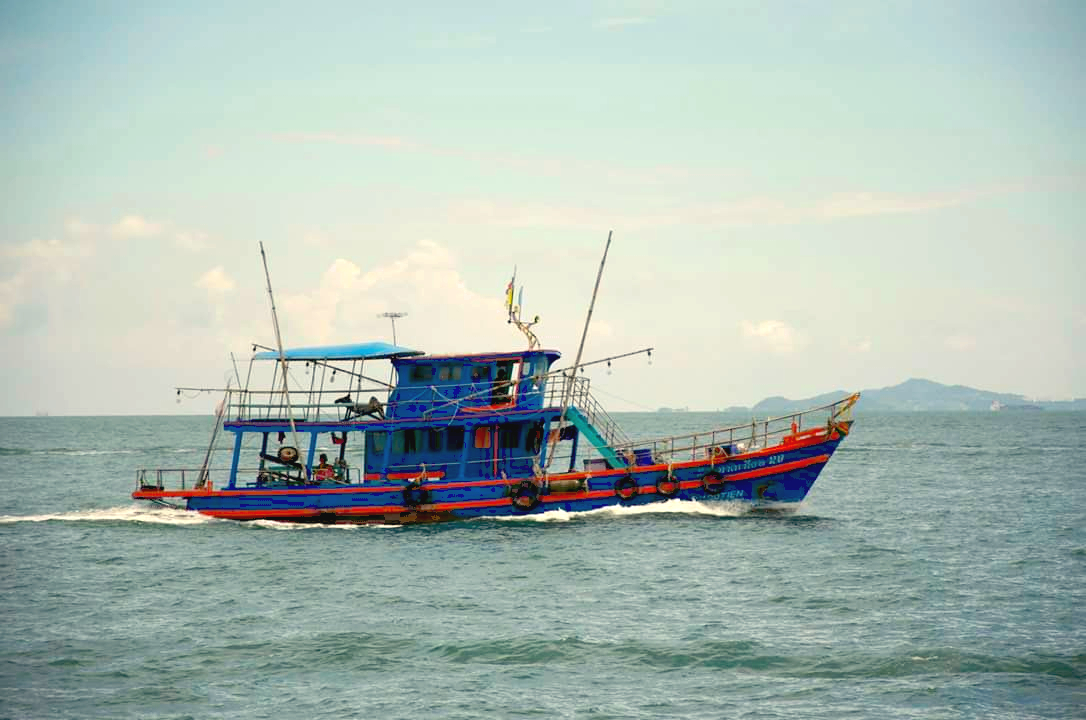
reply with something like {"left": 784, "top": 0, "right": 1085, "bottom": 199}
{"left": 990, "top": 401, "right": 1042, "bottom": 412}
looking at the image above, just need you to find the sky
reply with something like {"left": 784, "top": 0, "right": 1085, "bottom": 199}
{"left": 1, "top": 1, "right": 1083, "bottom": 415}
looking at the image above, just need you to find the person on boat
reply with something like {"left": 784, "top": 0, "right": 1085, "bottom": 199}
{"left": 314, "top": 453, "right": 335, "bottom": 482}
{"left": 492, "top": 367, "right": 511, "bottom": 403}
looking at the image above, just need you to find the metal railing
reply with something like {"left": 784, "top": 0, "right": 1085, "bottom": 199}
{"left": 135, "top": 465, "right": 363, "bottom": 490}
{"left": 611, "top": 393, "right": 859, "bottom": 464}
{"left": 225, "top": 388, "right": 391, "bottom": 423}
{"left": 543, "top": 374, "right": 631, "bottom": 448}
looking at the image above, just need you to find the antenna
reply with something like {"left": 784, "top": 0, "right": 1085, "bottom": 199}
{"left": 259, "top": 242, "right": 303, "bottom": 476}
{"left": 378, "top": 311, "right": 407, "bottom": 345}
{"left": 378, "top": 311, "right": 407, "bottom": 387}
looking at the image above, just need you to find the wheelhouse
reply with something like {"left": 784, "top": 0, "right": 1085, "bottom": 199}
{"left": 213, "top": 344, "right": 567, "bottom": 489}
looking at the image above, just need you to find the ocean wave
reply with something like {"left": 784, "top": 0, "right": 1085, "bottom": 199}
{"left": 0, "top": 505, "right": 216, "bottom": 526}
{"left": 423, "top": 636, "right": 1084, "bottom": 680}
{"left": 0, "top": 447, "right": 138, "bottom": 457}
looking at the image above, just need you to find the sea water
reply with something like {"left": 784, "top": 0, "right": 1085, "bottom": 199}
{"left": 0, "top": 412, "right": 1082, "bottom": 719}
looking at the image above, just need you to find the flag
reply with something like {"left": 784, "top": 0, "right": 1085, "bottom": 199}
{"left": 504, "top": 266, "right": 516, "bottom": 309}
{"left": 517, "top": 286, "right": 524, "bottom": 311}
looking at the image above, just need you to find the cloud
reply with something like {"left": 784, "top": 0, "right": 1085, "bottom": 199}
{"left": 196, "top": 267, "right": 235, "bottom": 294}
{"left": 65, "top": 218, "right": 95, "bottom": 236}
{"left": 274, "top": 240, "right": 510, "bottom": 352}
{"left": 0, "top": 237, "right": 94, "bottom": 328}
{"left": 274, "top": 132, "right": 419, "bottom": 151}
{"left": 175, "top": 231, "right": 209, "bottom": 251}
{"left": 816, "top": 190, "right": 979, "bottom": 219}
{"left": 597, "top": 17, "right": 651, "bottom": 28}
{"left": 855, "top": 338, "right": 872, "bottom": 353}
{"left": 0, "top": 237, "right": 91, "bottom": 261}
{"left": 111, "top": 215, "right": 163, "bottom": 239}
{"left": 447, "top": 199, "right": 614, "bottom": 230}
{"left": 741, "top": 319, "right": 802, "bottom": 354}
{"left": 945, "top": 334, "right": 976, "bottom": 352}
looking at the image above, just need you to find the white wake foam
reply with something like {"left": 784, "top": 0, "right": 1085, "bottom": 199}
{"left": 243, "top": 519, "right": 399, "bottom": 531}
{"left": 494, "top": 498, "right": 753, "bottom": 522}
{"left": 0, "top": 505, "right": 216, "bottom": 526}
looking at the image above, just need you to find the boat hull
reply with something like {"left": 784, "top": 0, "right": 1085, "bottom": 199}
{"left": 133, "top": 429, "right": 843, "bottom": 525}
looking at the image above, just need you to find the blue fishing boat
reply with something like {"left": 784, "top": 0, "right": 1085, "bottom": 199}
{"left": 133, "top": 242, "right": 858, "bottom": 524}
{"left": 133, "top": 338, "right": 857, "bottom": 523}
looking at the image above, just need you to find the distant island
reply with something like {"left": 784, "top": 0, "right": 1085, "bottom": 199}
{"left": 734, "top": 378, "right": 1084, "bottom": 414}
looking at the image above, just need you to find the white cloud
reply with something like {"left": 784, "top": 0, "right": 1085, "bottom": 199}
{"left": 855, "top": 338, "right": 872, "bottom": 352}
{"left": 111, "top": 215, "right": 163, "bottom": 239}
{"left": 65, "top": 218, "right": 95, "bottom": 236}
{"left": 174, "top": 231, "right": 209, "bottom": 251}
{"left": 196, "top": 266, "right": 235, "bottom": 294}
{"left": 945, "top": 334, "right": 976, "bottom": 351}
{"left": 741, "top": 319, "right": 802, "bottom": 354}
{"left": 597, "top": 17, "right": 650, "bottom": 28}
{"left": 0, "top": 274, "right": 26, "bottom": 327}
{"left": 0, "top": 237, "right": 91, "bottom": 261}
{"left": 0, "top": 237, "right": 94, "bottom": 328}
{"left": 274, "top": 240, "right": 511, "bottom": 352}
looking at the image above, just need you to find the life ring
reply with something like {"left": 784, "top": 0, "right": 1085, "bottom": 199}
{"left": 614, "top": 475, "right": 639, "bottom": 501}
{"left": 403, "top": 481, "right": 429, "bottom": 508}
{"left": 656, "top": 474, "right": 680, "bottom": 497}
{"left": 277, "top": 445, "right": 299, "bottom": 464}
{"left": 702, "top": 471, "right": 725, "bottom": 494}
{"left": 510, "top": 480, "right": 541, "bottom": 512}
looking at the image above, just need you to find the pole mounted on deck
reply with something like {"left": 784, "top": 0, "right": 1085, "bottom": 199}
{"left": 259, "top": 242, "right": 304, "bottom": 477}
{"left": 545, "top": 230, "right": 613, "bottom": 471}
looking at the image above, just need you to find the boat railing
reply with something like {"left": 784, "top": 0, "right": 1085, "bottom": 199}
{"left": 224, "top": 388, "right": 392, "bottom": 423}
{"left": 543, "top": 374, "right": 632, "bottom": 448}
{"left": 135, "top": 466, "right": 364, "bottom": 490}
{"left": 611, "top": 393, "right": 859, "bottom": 464}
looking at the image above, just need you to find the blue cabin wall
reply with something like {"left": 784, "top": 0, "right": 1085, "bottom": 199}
{"left": 387, "top": 351, "right": 559, "bottom": 420}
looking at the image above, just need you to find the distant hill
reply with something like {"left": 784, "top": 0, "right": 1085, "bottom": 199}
{"left": 741, "top": 378, "right": 1084, "bottom": 414}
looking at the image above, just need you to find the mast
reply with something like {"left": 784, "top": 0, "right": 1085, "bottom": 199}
{"left": 545, "top": 230, "right": 613, "bottom": 470}
{"left": 259, "top": 242, "right": 303, "bottom": 472}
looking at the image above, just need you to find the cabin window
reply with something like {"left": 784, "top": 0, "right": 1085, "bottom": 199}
{"left": 367, "top": 431, "right": 387, "bottom": 454}
{"left": 471, "top": 365, "right": 491, "bottom": 382}
{"left": 392, "top": 429, "right": 420, "bottom": 453}
{"left": 493, "top": 360, "right": 516, "bottom": 404}
{"left": 437, "top": 365, "right": 462, "bottom": 382}
{"left": 474, "top": 427, "right": 491, "bottom": 449}
{"left": 427, "top": 429, "right": 444, "bottom": 452}
{"left": 447, "top": 426, "right": 465, "bottom": 451}
{"left": 500, "top": 424, "right": 522, "bottom": 449}
{"left": 410, "top": 365, "right": 434, "bottom": 383}
{"left": 528, "top": 356, "right": 549, "bottom": 389}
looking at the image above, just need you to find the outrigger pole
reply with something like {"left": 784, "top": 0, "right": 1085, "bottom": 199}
{"left": 545, "top": 230, "right": 613, "bottom": 471}
{"left": 259, "top": 242, "right": 304, "bottom": 476}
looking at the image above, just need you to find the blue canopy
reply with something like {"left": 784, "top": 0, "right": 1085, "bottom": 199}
{"left": 253, "top": 342, "right": 423, "bottom": 361}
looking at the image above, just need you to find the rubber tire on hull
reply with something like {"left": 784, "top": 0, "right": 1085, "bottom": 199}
{"left": 614, "top": 475, "right": 639, "bottom": 501}
{"left": 702, "top": 471, "right": 725, "bottom": 495}
{"left": 656, "top": 474, "right": 680, "bottom": 497}
{"left": 511, "top": 480, "right": 541, "bottom": 512}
